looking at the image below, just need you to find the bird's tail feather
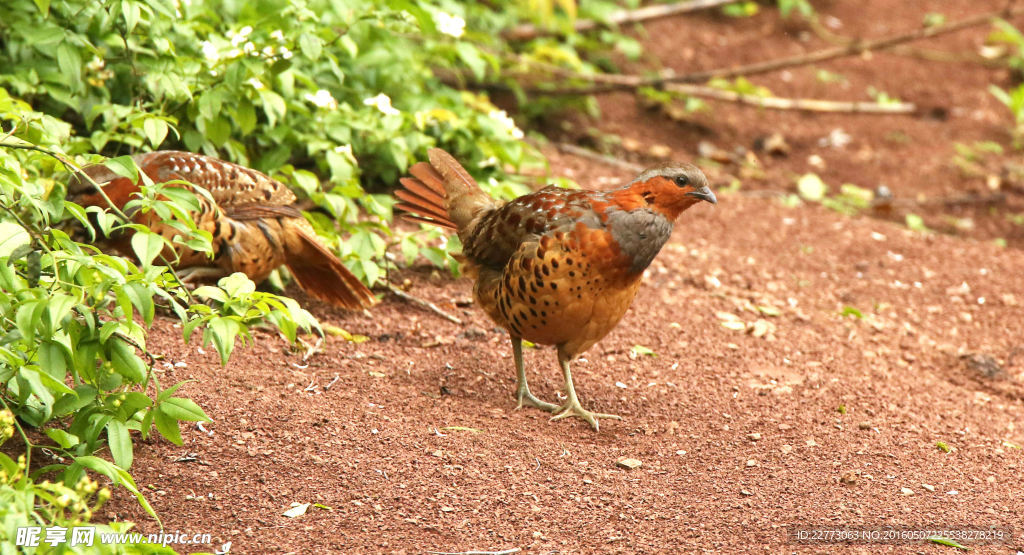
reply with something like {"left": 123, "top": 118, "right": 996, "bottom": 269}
{"left": 395, "top": 148, "right": 496, "bottom": 233}
{"left": 284, "top": 223, "right": 377, "bottom": 310}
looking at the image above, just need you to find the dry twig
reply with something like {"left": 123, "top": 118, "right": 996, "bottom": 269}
{"left": 386, "top": 283, "right": 463, "bottom": 325}
{"left": 503, "top": 0, "right": 736, "bottom": 40}
{"left": 664, "top": 83, "right": 916, "bottom": 113}
{"left": 513, "top": 4, "right": 1024, "bottom": 95}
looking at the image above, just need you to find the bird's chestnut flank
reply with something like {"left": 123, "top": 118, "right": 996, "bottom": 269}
{"left": 396, "top": 148, "right": 715, "bottom": 431}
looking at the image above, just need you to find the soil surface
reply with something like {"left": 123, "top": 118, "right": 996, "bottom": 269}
{"left": 106, "top": 2, "right": 1024, "bottom": 553}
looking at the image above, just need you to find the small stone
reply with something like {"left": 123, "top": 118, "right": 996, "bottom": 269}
{"left": 841, "top": 471, "right": 858, "bottom": 485}
{"left": 740, "top": 490, "right": 753, "bottom": 496}
{"left": 615, "top": 457, "right": 642, "bottom": 470}
{"left": 900, "top": 487, "right": 914, "bottom": 495}
{"left": 858, "top": 422, "right": 873, "bottom": 430}
{"left": 921, "top": 484, "right": 935, "bottom": 492}
{"left": 806, "top": 438, "right": 818, "bottom": 447}
{"left": 748, "top": 432, "right": 762, "bottom": 441}
{"left": 431, "top": 450, "right": 443, "bottom": 458}
{"left": 746, "top": 459, "right": 758, "bottom": 467}
{"left": 780, "top": 444, "right": 793, "bottom": 454}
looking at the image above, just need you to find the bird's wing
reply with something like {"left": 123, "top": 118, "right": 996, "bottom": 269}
{"left": 462, "top": 186, "right": 603, "bottom": 270}
{"left": 140, "top": 151, "right": 297, "bottom": 207}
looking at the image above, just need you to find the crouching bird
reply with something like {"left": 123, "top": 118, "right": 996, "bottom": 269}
{"left": 69, "top": 151, "right": 376, "bottom": 310}
{"left": 396, "top": 148, "right": 715, "bottom": 430}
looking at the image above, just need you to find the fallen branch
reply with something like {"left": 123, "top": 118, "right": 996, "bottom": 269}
{"left": 554, "top": 142, "right": 643, "bottom": 173}
{"left": 664, "top": 83, "right": 917, "bottom": 113}
{"left": 521, "top": 4, "right": 1024, "bottom": 95}
{"left": 503, "top": 0, "right": 737, "bottom": 41}
{"left": 386, "top": 283, "right": 463, "bottom": 325}
{"left": 426, "top": 549, "right": 521, "bottom": 555}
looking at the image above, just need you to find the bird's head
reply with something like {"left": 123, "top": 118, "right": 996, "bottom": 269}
{"left": 625, "top": 163, "right": 716, "bottom": 220}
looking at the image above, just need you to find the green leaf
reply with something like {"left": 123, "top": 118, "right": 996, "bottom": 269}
{"left": 143, "top": 117, "right": 168, "bottom": 147}
{"left": 32, "top": 0, "right": 50, "bottom": 16}
{"left": 104, "top": 156, "right": 140, "bottom": 182}
{"left": 45, "top": 428, "right": 80, "bottom": 449}
{"left": 107, "top": 419, "right": 134, "bottom": 469}
{"left": 205, "top": 316, "right": 241, "bottom": 365}
{"left": 38, "top": 339, "right": 68, "bottom": 379}
{"left": 124, "top": 282, "right": 156, "bottom": 325}
{"left": 928, "top": 536, "right": 967, "bottom": 550}
{"left": 108, "top": 337, "right": 147, "bottom": 383}
{"left": 298, "top": 33, "right": 323, "bottom": 60}
{"left": 131, "top": 230, "right": 165, "bottom": 268}
{"left": 159, "top": 397, "right": 210, "bottom": 422}
{"left": 44, "top": 293, "right": 76, "bottom": 335}
{"left": 122, "top": 0, "right": 141, "bottom": 33}
{"left": 153, "top": 408, "right": 182, "bottom": 445}
{"left": 455, "top": 42, "right": 487, "bottom": 80}
{"left": 53, "top": 385, "right": 97, "bottom": 417}
{"left": 0, "top": 222, "right": 31, "bottom": 257}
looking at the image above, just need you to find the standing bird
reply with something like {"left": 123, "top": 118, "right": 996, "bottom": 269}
{"left": 396, "top": 148, "right": 715, "bottom": 430}
{"left": 69, "top": 151, "right": 376, "bottom": 310}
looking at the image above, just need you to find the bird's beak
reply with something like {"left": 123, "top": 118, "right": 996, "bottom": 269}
{"left": 686, "top": 186, "right": 717, "bottom": 205}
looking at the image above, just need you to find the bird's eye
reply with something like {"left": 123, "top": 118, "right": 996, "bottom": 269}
{"left": 673, "top": 175, "right": 690, "bottom": 187}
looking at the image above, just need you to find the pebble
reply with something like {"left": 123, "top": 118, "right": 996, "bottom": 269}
{"left": 616, "top": 457, "right": 642, "bottom": 470}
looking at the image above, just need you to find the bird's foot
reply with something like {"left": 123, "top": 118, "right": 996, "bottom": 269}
{"left": 550, "top": 398, "right": 622, "bottom": 431}
{"left": 515, "top": 383, "right": 559, "bottom": 413}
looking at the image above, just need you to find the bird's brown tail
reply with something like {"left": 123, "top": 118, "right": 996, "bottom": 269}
{"left": 283, "top": 222, "right": 377, "bottom": 310}
{"left": 395, "top": 148, "right": 496, "bottom": 233}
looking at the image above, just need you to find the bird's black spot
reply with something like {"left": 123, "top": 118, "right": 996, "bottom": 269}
{"left": 566, "top": 258, "right": 573, "bottom": 266}
{"left": 518, "top": 276, "right": 526, "bottom": 292}
{"left": 551, "top": 259, "right": 559, "bottom": 269}
{"left": 529, "top": 308, "right": 538, "bottom": 317}
{"left": 550, "top": 283, "right": 557, "bottom": 290}
{"left": 529, "top": 296, "right": 537, "bottom": 304}
{"left": 569, "top": 271, "right": 576, "bottom": 277}
{"left": 263, "top": 189, "right": 273, "bottom": 200}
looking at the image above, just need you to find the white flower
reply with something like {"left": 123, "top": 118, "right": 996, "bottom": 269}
{"left": 226, "top": 48, "right": 242, "bottom": 59}
{"left": 270, "top": 30, "right": 285, "bottom": 42}
{"left": 363, "top": 93, "right": 400, "bottom": 116}
{"left": 305, "top": 89, "right": 337, "bottom": 110}
{"left": 229, "top": 25, "right": 253, "bottom": 47}
{"left": 86, "top": 56, "right": 105, "bottom": 72}
{"left": 489, "top": 109, "right": 524, "bottom": 139}
{"left": 243, "top": 41, "right": 256, "bottom": 54}
{"left": 333, "top": 144, "right": 353, "bottom": 156}
{"left": 434, "top": 11, "right": 466, "bottom": 38}
{"left": 262, "top": 45, "right": 275, "bottom": 57}
{"left": 246, "top": 77, "right": 264, "bottom": 90}
{"left": 200, "top": 41, "right": 219, "bottom": 61}
{"left": 279, "top": 46, "right": 293, "bottom": 60}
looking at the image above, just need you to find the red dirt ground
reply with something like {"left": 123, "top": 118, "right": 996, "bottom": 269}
{"left": 105, "top": 2, "right": 1024, "bottom": 553}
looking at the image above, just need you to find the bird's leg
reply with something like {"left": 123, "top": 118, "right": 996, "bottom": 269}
{"left": 550, "top": 350, "right": 622, "bottom": 431}
{"left": 512, "top": 337, "right": 559, "bottom": 412}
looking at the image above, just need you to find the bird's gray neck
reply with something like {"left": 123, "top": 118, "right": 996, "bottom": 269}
{"left": 604, "top": 207, "right": 673, "bottom": 274}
